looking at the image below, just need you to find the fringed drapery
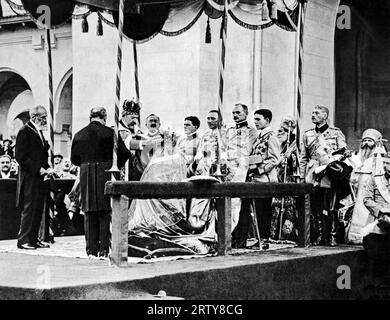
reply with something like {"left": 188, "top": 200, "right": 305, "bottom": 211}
{"left": 1, "top": 0, "right": 301, "bottom": 41}
{"left": 160, "top": 0, "right": 204, "bottom": 37}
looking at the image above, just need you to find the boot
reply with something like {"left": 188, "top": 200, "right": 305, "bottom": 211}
{"left": 329, "top": 235, "right": 337, "bottom": 247}
{"left": 329, "top": 211, "right": 338, "bottom": 247}
{"left": 232, "top": 238, "right": 247, "bottom": 249}
{"left": 312, "top": 219, "right": 323, "bottom": 246}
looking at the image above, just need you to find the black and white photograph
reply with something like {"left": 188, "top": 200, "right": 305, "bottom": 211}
{"left": 0, "top": 0, "right": 389, "bottom": 308}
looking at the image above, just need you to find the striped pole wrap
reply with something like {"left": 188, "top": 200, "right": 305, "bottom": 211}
{"left": 133, "top": 42, "right": 140, "bottom": 102}
{"left": 108, "top": 0, "right": 125, "bottom": 266}
{"left": 214, "top": 0, "right": 228, "bottom": 175}
{"left": 218, "top": 0, "right": 228, "bottom": 115}
{"left": 46, "top": 29, "right": 54, "bottom": 167}
{"left": 45, "top": 28, "right": 55, "bottom": 242}
{"left": 133, "top": 41, "right": 140, "bottom": 123}
{"left": 109, "top": 0, "right": 125, "bottom": 180}
{"left": 295, "top": 1, "right": 306, "bottom": 153}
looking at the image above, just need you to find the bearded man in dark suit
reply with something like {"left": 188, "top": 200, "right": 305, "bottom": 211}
{"left": 15, "top": 106, "right": 52, "bottom": 250}
{"left": 71, "top": 107, "right": 132, "bottom": 258}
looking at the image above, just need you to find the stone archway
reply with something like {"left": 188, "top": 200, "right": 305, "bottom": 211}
{"left": 0, "top": 69, "right": 34, "bottom": 141}
{"left": 54, "top": 70, "right": 73, "bottom": 158}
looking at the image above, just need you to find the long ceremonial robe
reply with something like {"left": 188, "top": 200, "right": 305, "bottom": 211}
{"left": 347, "top": 155, "right": 376, "bottom": 244}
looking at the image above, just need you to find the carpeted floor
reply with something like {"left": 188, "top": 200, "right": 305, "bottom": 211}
{"left": 0, "top": 236, "right": 296, "bottom": 264}
{"left": 0, "top": 236, "right": 89, "bottom": 259}
{"left": 0, "top": 236, "right": 214, "bottom": 263}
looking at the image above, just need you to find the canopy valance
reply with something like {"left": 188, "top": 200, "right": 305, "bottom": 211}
{"left": 4, "top": 0, "right": 301, "bottom": 41}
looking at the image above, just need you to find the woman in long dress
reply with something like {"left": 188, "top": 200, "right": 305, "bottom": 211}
{"left": 127, "top": 131, "right": 217, "bottom": 258}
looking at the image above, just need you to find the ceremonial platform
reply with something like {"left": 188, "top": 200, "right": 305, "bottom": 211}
{"left": 0, "top": 236, "right": 372, "bottom": 300}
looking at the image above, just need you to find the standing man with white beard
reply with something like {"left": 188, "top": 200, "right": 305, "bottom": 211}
{"left": 347, "top": 129, "right": 384, "bottom": 244}
{"left": 15, "top": 106, "right": 53, "bottom": 250}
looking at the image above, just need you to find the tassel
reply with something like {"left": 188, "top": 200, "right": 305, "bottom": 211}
{"left": 82, "top": 16, "right": 89, "bottom": 33}
{"left": 262, "top": 0, "right": 269, "bottom": 21}
{"left": 97, "top": 14, "right": 103, "bottom": 36}
{"left": 271, "top": 0, "right": 278, "bottom": 20}
{"left": 205, "top": 17, "right": 211, "bottom": 44}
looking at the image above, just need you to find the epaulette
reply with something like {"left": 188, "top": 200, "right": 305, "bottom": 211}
{"left": 304, "top": 128, "right": 315, "bottom": 133}
{"left": 328, "top": 126, "right": 342, "bottom": 132}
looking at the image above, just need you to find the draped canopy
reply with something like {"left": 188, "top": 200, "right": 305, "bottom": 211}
{"left": 5, "top": 0, "right": 301, "bottom": 41}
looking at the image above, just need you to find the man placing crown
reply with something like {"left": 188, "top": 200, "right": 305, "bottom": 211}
{"left": 118, "top": 99, "right": 155, "bottom": 181}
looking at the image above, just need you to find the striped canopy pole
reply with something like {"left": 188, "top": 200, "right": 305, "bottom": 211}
{"left": 216, "top": 0, "right": 228, "bottom": 154}
{"left": 133, "top": 42, "right": 140, "bottom": 102}
{"left": 45, "top": 27, "right": 55, "bottom": 242}
{"left": 212, "top": 0, "right": 229, "bottom": 178}
{"left": 218, "top": 0, "right": 228, "bottom": 115}
{"left": 295, "top": 0, "right": 307, "bottom": 153}
{"left": 133, "top": 41, "right": 140, "bottom": 124}
{"left": 108, "top": 0, "right": 125, "bottom": 180}
{"left": 46, "top": 28, "right": 54, "bottom": 168}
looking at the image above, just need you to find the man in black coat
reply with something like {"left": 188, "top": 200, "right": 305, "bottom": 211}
{"left": 71, "top": 107, "right": 132, "bottom": 258}
{"left": 15, "top": 106, "right": 52, "bottom": 250}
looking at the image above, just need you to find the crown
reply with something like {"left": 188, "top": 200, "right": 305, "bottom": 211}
{"left": 122, "top": 98, "right": 141, "bottom": 116}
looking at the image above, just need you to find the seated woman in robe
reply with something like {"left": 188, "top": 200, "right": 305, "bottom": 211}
{"left": 127, "top": 132, "right": 217, "bottom": 258}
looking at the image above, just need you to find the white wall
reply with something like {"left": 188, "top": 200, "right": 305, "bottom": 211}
{"left": 72, "top": 13, "right": 202, "bottom": 135}
{"left": 301, "top": 0, "right": 340, "bottom": 130}
{"left": 72, "top": 13, "right": 296, "bottom": 136}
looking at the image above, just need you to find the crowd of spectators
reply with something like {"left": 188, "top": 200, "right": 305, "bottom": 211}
{"left": 0, "top": 137, "right": 82, "bottom": 237}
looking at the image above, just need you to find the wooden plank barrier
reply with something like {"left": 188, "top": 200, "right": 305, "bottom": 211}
{"left": 105, "top": 182, "right": 314, "bottom": 267}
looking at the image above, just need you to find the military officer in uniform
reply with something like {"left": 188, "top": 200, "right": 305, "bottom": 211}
{"left": 248, "top": 109, "right": 281, "bottom": 241}
{"left": 191, "top": 110, "right": 227, "bottom": 177}
{"left": 224, "top": 103, "right": 257, "bottom": 248}
{"left": 300, "top": 105, "right": 347, "bottom": 246}
{"left": 224, "top": 104, "right": 258, "bottom": 181}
